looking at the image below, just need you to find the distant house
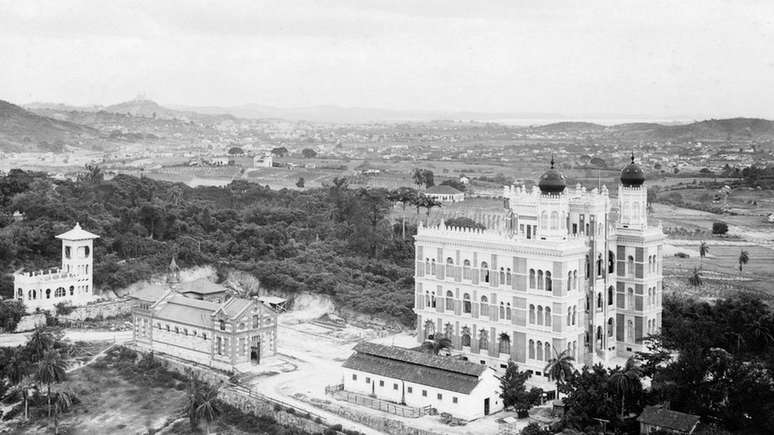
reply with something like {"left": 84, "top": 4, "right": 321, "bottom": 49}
{"left": 209, "top": 157, "right": 230, "bottom": 166}
{"left": 637, "top": 405, "right": 700, "bottom": 435}
{"left": 768, "top": 212, "right": 774, "bottom": 223}
{"left": 341, "top": 342, "right": 502, "bottom": 420}
{"left": 253, "top": 154, "right": 273, "bottom": 168}
{"left": 179, "top": 278, "right": 228, "bottom": 303}
{"left": 459, "top": 175, "right": 470, "bottom": 185}
{"left": 425, "top": 185, "right": 464, "bottom": 203}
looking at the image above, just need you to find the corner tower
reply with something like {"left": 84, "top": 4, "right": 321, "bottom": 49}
{"left": 56, "top": 223, "right": 99, "bottom": 293}
{"left": 618, "top": 154, "right": 647, "bottom": 229}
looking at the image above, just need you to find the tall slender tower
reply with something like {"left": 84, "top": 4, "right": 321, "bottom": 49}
{"left": 614, "top": 155, "right": 664, "bottom": 357}
{"left": 56, "top": 222, "right": 99, "bottom": 297}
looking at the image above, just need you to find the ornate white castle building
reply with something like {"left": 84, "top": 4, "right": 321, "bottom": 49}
{"left": 14, "top": 223, "right": 99, "bottom": 312}
{"left": 413, "top": 156, "right": 664, "bottom": 378}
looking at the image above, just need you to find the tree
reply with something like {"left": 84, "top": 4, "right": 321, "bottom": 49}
{"left": 500, "top": 361, "right": 543, "bottom": 417}
{"left": 412, "top": 168, "right": 434, "bottom": 189}
{"left": 0, "top": 299, "right": 25, "bottom": 332}
{"left": 387, "top": 187, "right": 418, "bottom": 240}
{"left": 52, "top": 390, "right": 76, "bottom": 435}
{"left": 689, "top": 267, "right": 703, "bottom": 287}
{"left": 301, "top": 148, "right": 317, "bottom": 158}
{"left": 296, "top": 177, "right": 305, "bottom": 188}
{"left": 439, "top": 179, "right": 466, "bottom": 192}
{"left": 271, "top": 146, "right": 288, "bottom": 157}
{"left": 77, "top": 164, "right": 104, "bottom": 185}
{"left": 415, "top": 195, "right": 441, "bottom": 225}
{"left": 608, "top": 357, "right": 642, "bottom": 419}
{"left": 699, "top": 241, "right": 709, "bottom": 269}
{"left": 738, "top": 250, "right": 749, "bottom": 272}
{"left": 712, "top": 222, "right": 728, "bottom": 235}
{"left": 227, "top": 146, "right": 244, "bottom": 155}
{"left": 420, "top": 334, "right": 452, "bottom": 356}
{"left": 6, "top": 354, "right": 33, "bottom": 420}
{"left": 521, "top": 422, "right": 551, "bottom": 435}
{"left": 444, "top": 216, "right": 485, "bottom": 231}
{"left": 544, "top": 349, "right": 575, "bottom": 401}
{"left": 27, "top": 326, "right": 55, "bottom": 362}
{"left": 184, "top": 372, "right": 221, "bottom": 433}
{"left": 36, "top": 350, "right": 68, "bottom": 417}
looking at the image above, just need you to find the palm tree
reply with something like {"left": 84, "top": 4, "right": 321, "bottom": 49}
{"left": 544, "top": 349, "right": 575, "bottom": 401}
{"left": 36, "top": 350, "right": 68, "bottom": 417}
{"left": 688, "top": 267, "right": 702, "bottom": 286}
{"left": 738, "top": 250, "right": 749, "bottom": 272}
{"left": 420, "top": 334, "right": 453, "bottom": 356}
{"left": 415, "top": 195, "right": 442, "bottom": 225}
{"left": 699, "top": 241, "right": 709, "bottom": 269}
{"left": 27, "top": 326, "right": 54, "bottom": 362}
{"left": 387, "top": 187, "right": 418, "bottom": 239}
{"left": 746, "top": 315, "right": 774, "bottom": 348}
{"left": 609, "top": 357, "right": 643, "bottom": 419}
{"left": 52, "top": 390, "right": 76, "bottom": 435}
{"left": 184, "top": 373, "right": 221, "bottom": 433}
{"left": 195, "top": 384, "right": 220, "bottom": 434}
{"left": 7, "top": 356, "right": 33, "bottom": 420}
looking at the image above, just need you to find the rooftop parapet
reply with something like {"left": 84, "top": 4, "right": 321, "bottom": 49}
{"left": 417, "top": 220, "right": 588, "bottom": 251}
{"left": 14, "top": 267, "right": 81, "bottom": 283}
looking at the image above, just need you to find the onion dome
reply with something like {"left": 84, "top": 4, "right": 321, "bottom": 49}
{"left": 620, "top": 153, "right": 645, "bottom": 187}
{"left": 538, "top": 156, "right": 566, "bottom": 194}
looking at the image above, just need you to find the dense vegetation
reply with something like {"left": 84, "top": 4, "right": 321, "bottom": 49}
{"left": 0, "top": 169, "right": 416, "bottom": 324}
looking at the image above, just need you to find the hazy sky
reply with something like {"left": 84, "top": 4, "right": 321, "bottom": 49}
{"left": 2, "top": 0, "right": 774, "bottom": 119}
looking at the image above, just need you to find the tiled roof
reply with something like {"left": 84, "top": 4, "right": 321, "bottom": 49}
{"left": 219, "top": 297, "right": 252, "bottom": 318}
{"left": 637, "top": 406, "right": 700, "bottom": 433}
{"left": 154, "top": 294, "right": 219, "bottom": 328}
{"left": 343, "top": 343, "right": 485, "bottom": 394}
{"left": 426, "top": 185, "right": 462, "bottom": 195}
{"left": 56, "top": 223, "right": 99, "bottom": 240}
{"left": 180, "top": 278, "right": 226, "bottom": 295}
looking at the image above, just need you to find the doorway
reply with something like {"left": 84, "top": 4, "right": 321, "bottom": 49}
{"left": 484, "top": 398, "right": 490, "bottom": 415}
{"left": 250, "top": 342, "right": 261, "bottom": 364}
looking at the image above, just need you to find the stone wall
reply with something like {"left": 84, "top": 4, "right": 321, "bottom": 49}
{"left": 58, "top": 299, "right": 133, "bottom": 322}
{"left": 307, "top": 396, "right": 445, "bottom": 435}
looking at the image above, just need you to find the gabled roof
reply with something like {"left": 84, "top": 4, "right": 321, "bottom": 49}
{"left": 342, "top": 343, "right": 486, "bottom": 394}
{"left": 426, "top": 185, "right": 463, "bottom": 195}
{"left": 637, "top": 406, "right": 700, "bottom": 433}
{"left": 179, "top": 278, "right": 226, "bottom": 295}
{"left": 153, "top": 293, "right": 219, "bottom": 328}
{"left": 56, "top": 223, "right": 99, "bottom": 240}
{"left": 216, "top": 297, "right": 253, "bottom": 318}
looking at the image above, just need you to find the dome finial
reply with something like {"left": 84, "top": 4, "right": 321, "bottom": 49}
{"left": 631, "top": 152, "right": 635, "bottom": 164}
{"left": 550, "top": 154, "right": 555, "bottom": 169}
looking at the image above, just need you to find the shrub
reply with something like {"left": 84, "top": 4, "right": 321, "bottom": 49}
{"left": 54, "top": 302, "right": 75, "bottom": 316}
{"left": 0, "top": 300, "right": 25, "bottom": 332}
{"left": 712, "top": 222, "right": 729, "bottom": 235}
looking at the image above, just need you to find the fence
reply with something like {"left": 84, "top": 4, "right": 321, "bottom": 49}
{"left": 329, "top": 387, "right": 430, "bottom": 418}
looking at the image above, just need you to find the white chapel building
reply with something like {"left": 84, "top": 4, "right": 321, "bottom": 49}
{"left": 413, "top": 156, "right": 664, "bottom": 381}
{"left": 14, "top": 223, "right": 99, "bottom": 312}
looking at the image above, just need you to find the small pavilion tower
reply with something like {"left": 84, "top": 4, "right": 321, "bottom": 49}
{"left": 57, "top": 222, "right": 99, "bottom": 281}
{"left": 537, "top": 156, "right": 569, "bottom": 240}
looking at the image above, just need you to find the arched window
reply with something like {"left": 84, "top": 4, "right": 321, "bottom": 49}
{"left": 627, "top": 320, "right": 634, "bottom": 342}
{"left": 478, "top": 329, "right": 488, "bottom": 351}
{"left": 499, "top": 302, "right": 505, "bottom": 319}
{"left": 506, "top": 302, "right": 512, "bottom": 320}
{"left": 480, "top": 295, "right": 489, "bottom": 316}
{"left": 166, "top": 324, "right": 170, "bottom": 331}
{"left": 446, "top": 257, "right": 454, "bottom": 277}
{"left": 540, "top": 211, "right": 548, "bottom": 229}
{"left": 529, "top": 269, "right": 536, "bottom": 288}
{"left": 550, "top": 211, "right": 559, "bottom": 230}
{"left": 536, "top": 341, "right": 544, "bottom": 360}
{"left": 627, "top": 288, "right": 634, "bottom": 309}
{"left": 597, "top": 292, "right": 603, "bottom": 309}
{"left": 567, "top": 307, "right": 571, "bottom": 326}
{"left": 585, "top": 255, "right": 590, "bottom": 277}
{"left": 506, "top": 268, "right": 512, "bottom": 285}
{"left": 69, "top": 285, "right": 75, "bottom": 296}
{"left": 545, "top": 306, "right": 551, "bottom": 326}
{"left": 17, "top": 288, "right": 22, "bottom": 299}
{"left": 219, "top": 320, "right": 226, "bottom": 331}
{"left": 481, "top": 262, "right": 490, "bottom": 283}
{"left": 499, "top": 334, "right": 511, "bottom": 355}
{"left": 431, "top": 259, "right": 436, "bottom": 275}
{"left": 84, "top": 246, "right": 90, "bottom": 258}
{"left": 537, "top": 271, "right": 544, "bottom": 289}
{"left": 175, "top": 326, "right": 180, "bottom": 334}
{"left": 55, "top": 287, "right": 66, "bottom": 297}
{"left": 544, "top": 342, "right": 551, "bottom": 361}
{"left": 499, "top": 267, "right": 505, "bottom": 284}
{"left": 528, "top": 339, "right": 535, "bottom": 359}
{"left": 425, "top": 291, "right": 431, "bottom": 307}
{"left": 573, "top": 270, "right": 578, "bottom": 289}
{"left": 461, "top": 327, "right": 471, "bottom": 347}
{"left": 425, "top": 320, "right": 435, "bottom": 339}
{"left": 444, "top": 322, "right": 454, "bottom": 339}
{"left": 446, "top": 291, "right": 455, "bottom": 311}
{"left": 65, "top": 246, "right": 71, "bottom": 259}
{"left": 463, "top": 293, "right": 471, "bottom": 313}
{"left": 545, "top": 271, "right": 552, "bottom": 292}
{"left": 431, "top": 291, "right": 437, "bottom": 308}
{"left": 628, "top": 255, "right": 635, "bottom": 276}
{"left": 597, "top": 254, "right": 603, "bottom": 276}
{"left": 608, "top": 317, "right": 614, "bottom": 337}
{"left": 46, "top": 288, "right": 51, "bottom": 299}
{"left": 567, "top": 272, "right": 572, "bottom": 291}
{"left": 425, "top": 258, "right": 430, "bottom": 274}
{"left": 596, "top": 326, "right": 603, "bottom": 349}
{"left": 463, "top": 259, "right": 471, "bottom": 280}
{"left": 537, "top": 306, "right": 544, "bottom": 325}
{"left": 572, "top": 305, "right": 577, "bottom": 325}
{"left": 608, "top": 286, "right": 614, "bottom": 305}
{"left": 609, "top": 251, "right": 615, "bottom": 273}
{"left": 529, "top": 304, "right": 536, "bottom": 324}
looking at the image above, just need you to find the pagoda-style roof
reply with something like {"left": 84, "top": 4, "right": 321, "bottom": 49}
{"left": 55, "top": 223, "right": 99, "bottom": 241}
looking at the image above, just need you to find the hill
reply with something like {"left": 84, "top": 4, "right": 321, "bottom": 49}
{"left": 0, "top": 100, "right": 100, "bottom": 152}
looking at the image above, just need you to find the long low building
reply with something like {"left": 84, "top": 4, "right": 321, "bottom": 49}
{"left": 342, "top": 342, "right": 503, "bottom": 421}
{"left": 133, "top": 290, "right": 277, "bottom": 372}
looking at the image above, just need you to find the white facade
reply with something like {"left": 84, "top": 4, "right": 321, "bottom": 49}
{"left": 253, "top": 154, "right": 273, "bottom": 168}
{"left": 413, "top": 162, "right": 664, "bottom": 378}
{"left": 14, "top": 223, "right": 99, "bottom": 313}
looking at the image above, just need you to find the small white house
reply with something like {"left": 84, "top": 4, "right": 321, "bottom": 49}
{"left": 425, "top": 185, "right": 465, "bottom": 203}
{"left": 253, "top": 154, "right": 273, "bottom": 168}
{"left": 342, "top": 342, "right": 503, "bottom": 420}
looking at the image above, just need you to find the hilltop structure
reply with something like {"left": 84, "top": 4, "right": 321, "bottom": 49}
{"left": 413, "top": 155, "right": 664, "bottom": 382}
{"left": 14, "top": 223, "right": 99, "bottom": 312}
{"left": 425, "top": 185, "right": 465, "bottom": 203}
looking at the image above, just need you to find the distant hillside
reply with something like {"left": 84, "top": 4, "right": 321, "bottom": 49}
{"left": 29, "top": 99, "right": 238, "bottom": 125}
{"left": 604, "top": 118, "right": 774, "bottom": 141}
{"left": 0, "top": 100, "right": 100, "bottom": 152}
